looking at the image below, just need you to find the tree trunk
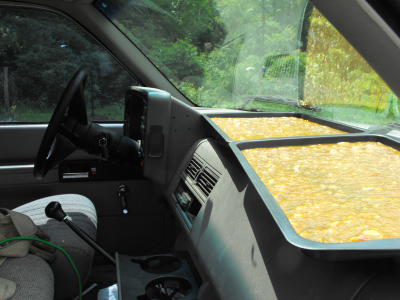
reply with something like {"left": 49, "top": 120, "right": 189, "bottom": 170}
{"left": 4, "top": 67, "right": 9, "bottom": 111}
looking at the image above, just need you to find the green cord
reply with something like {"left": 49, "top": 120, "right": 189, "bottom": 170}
{"left": 0, "top": 237, "right": 82, "bottom": 300}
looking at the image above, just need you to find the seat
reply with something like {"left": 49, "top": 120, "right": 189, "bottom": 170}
{"left": 0, "top": 254, "right": 54, "bottom": 300}
{"left": 10, "top": 194, "right": 97, "bottom": 300}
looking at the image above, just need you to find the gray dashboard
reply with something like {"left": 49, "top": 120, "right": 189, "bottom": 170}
{"left": 130, "top": 87, "right": 400, "bottom": 300}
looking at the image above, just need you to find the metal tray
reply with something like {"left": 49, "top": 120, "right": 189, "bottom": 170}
{"left": 203, "top": 112, "right": 364, "bottom": 146}
{"left": 230, "top": 134, "right": 400, "bottom": 261}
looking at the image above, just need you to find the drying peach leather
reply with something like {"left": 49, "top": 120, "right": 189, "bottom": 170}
{"left": 242, "top": 142, "right": 400, "bottom": 243}
{"left": 211, "top": 117, "right": 345, "bottom": 140}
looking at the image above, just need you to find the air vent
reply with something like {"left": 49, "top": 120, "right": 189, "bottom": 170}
{"left": 186, "top": 157, "right": 202, "bottom": 180}
{"left": 197, "top": 169, "right": 218, "bottom": 197}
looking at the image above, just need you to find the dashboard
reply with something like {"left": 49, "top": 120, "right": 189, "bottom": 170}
{"left": 124, "top": 87, "right": 400, "bottom": 300}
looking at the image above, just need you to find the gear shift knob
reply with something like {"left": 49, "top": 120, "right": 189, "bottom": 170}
{"left": 45, "top": 201, "right": 67, "bottom": 222}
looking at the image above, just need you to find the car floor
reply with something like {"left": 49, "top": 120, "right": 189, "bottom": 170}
{"left": 81, "top": 282, "right": 116, "bottom": 300}
{"left": 78, "top": 250, "right": 203, "bottom": 300}
{"left": 81, "top": 264, "right": 116, "bottom": 300}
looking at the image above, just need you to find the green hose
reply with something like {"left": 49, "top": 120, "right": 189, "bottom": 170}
{"left": 0, "top": 237, "right": 82, "bottom": 300}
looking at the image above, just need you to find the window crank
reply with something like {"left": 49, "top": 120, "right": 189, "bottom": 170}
{"left": 117, "top": 185, "right": 129, "bottom": 214}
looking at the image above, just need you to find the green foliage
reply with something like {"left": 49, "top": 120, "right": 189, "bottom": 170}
{"left": 150, "top": 39, "right": 203, "bottom": 81}
{"left": 196, "top": 40, "right": 243, "bottom": 104}
{"left": 0, "top": 7, "right": 137, "bottom": 122}
{"left": 171, "top": 80, "right": 200, "bottom": 104}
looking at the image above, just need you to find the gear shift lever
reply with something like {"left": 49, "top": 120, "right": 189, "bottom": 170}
{"left": 45, "top": 201, "right": 116, "bottom": 266}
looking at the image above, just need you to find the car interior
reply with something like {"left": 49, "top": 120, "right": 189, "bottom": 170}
{"left": 2, "top": 0, "right": 400, "bottom": 299}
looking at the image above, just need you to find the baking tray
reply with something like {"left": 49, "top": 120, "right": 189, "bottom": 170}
{"left": 203, "top": 112, "right": 364, "bottom": 146}
{"left": 230, "top": 134, "right": 400, "bottom": 261}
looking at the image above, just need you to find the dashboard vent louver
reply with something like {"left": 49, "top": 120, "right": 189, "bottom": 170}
{"left": 186, "top": 157, "right": 202, "bottom": 180}
{"left": 197, "top": 169, "right": 218, "bottom": 197}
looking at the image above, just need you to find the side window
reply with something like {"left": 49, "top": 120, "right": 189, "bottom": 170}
{"left": 303, "top": 6, "right": 399, "bottom": 125}
{"left": 0, "top": 7, "right": 139, "bottom": 123}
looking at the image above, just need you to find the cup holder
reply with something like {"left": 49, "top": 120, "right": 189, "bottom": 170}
{"left": 138, "top": 276, "right": 192, "bottom": 300}
{"left": 131, "top": 255, "right": 183, "bottom": 274}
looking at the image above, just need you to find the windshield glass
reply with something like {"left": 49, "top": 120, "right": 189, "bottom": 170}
{"left": 95, "top": 0, "right": 400, "bottom": 127}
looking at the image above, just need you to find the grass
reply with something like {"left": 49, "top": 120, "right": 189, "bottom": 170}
{"left": 94, "top": 104, "right": 124, "bottom": 121}
{"left": 0, "top": 107, "right": 53, "bottom": 122}
{"left": 0, "top": 102, "right": 124, "bottom": 123}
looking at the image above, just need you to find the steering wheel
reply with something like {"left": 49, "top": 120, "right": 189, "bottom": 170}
{"left": 33, "top": 69, "right": 89, "bottom": 179}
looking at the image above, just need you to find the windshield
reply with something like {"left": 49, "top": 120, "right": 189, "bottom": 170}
{"left": 95, "top": 0, "right": 400, "bottom": 127}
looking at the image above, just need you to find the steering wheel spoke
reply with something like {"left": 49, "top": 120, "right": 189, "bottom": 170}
{"left": 46, "top": 134, "right": 77, "bottom": 171}
{"left": 59, "top": 123, "right": 80, "bottom": 147}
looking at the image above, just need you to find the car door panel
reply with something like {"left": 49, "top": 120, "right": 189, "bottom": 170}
{"left": 0, "top": 124, "right": 175, "bottom": 256}
{"left": 0, "top": 166, "right": 58, "bottom": 186}
{"left": 0, "top": 123, "right": 123, "bottom": 164}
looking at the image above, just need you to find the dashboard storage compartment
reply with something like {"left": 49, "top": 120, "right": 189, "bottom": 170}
{"left": 230, "top": 134, "right": 400, "bottom": 261}
{"left": 204, "top": 112, "right": 363, "bottom": 145}
{"left": 175, "top": 180, "right": 202, "bottom": 226}
{"left": 116, "top": 253, "right": 199, "bottom": 299}
{"left": 59, "top": 160, "right": 142, "bottom": 182}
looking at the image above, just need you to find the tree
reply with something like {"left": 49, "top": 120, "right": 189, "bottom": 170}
{"left": 0, "top": 7, "right": 138, "bottom": 121}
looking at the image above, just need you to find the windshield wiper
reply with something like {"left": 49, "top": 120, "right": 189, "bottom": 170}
{"left": 236, "top": 95, "right": 321, "bottom": 112}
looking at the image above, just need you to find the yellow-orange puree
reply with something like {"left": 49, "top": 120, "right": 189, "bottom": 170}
{"left": 242, "top": 142, "right": 400, "bottom": 243}
{"left": 211, "top": 117, "right": 345, "bottom": 140}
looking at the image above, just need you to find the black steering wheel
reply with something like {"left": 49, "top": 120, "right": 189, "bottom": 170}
{"left": 33, "top": 69, "right": 89, "bottom": 179}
